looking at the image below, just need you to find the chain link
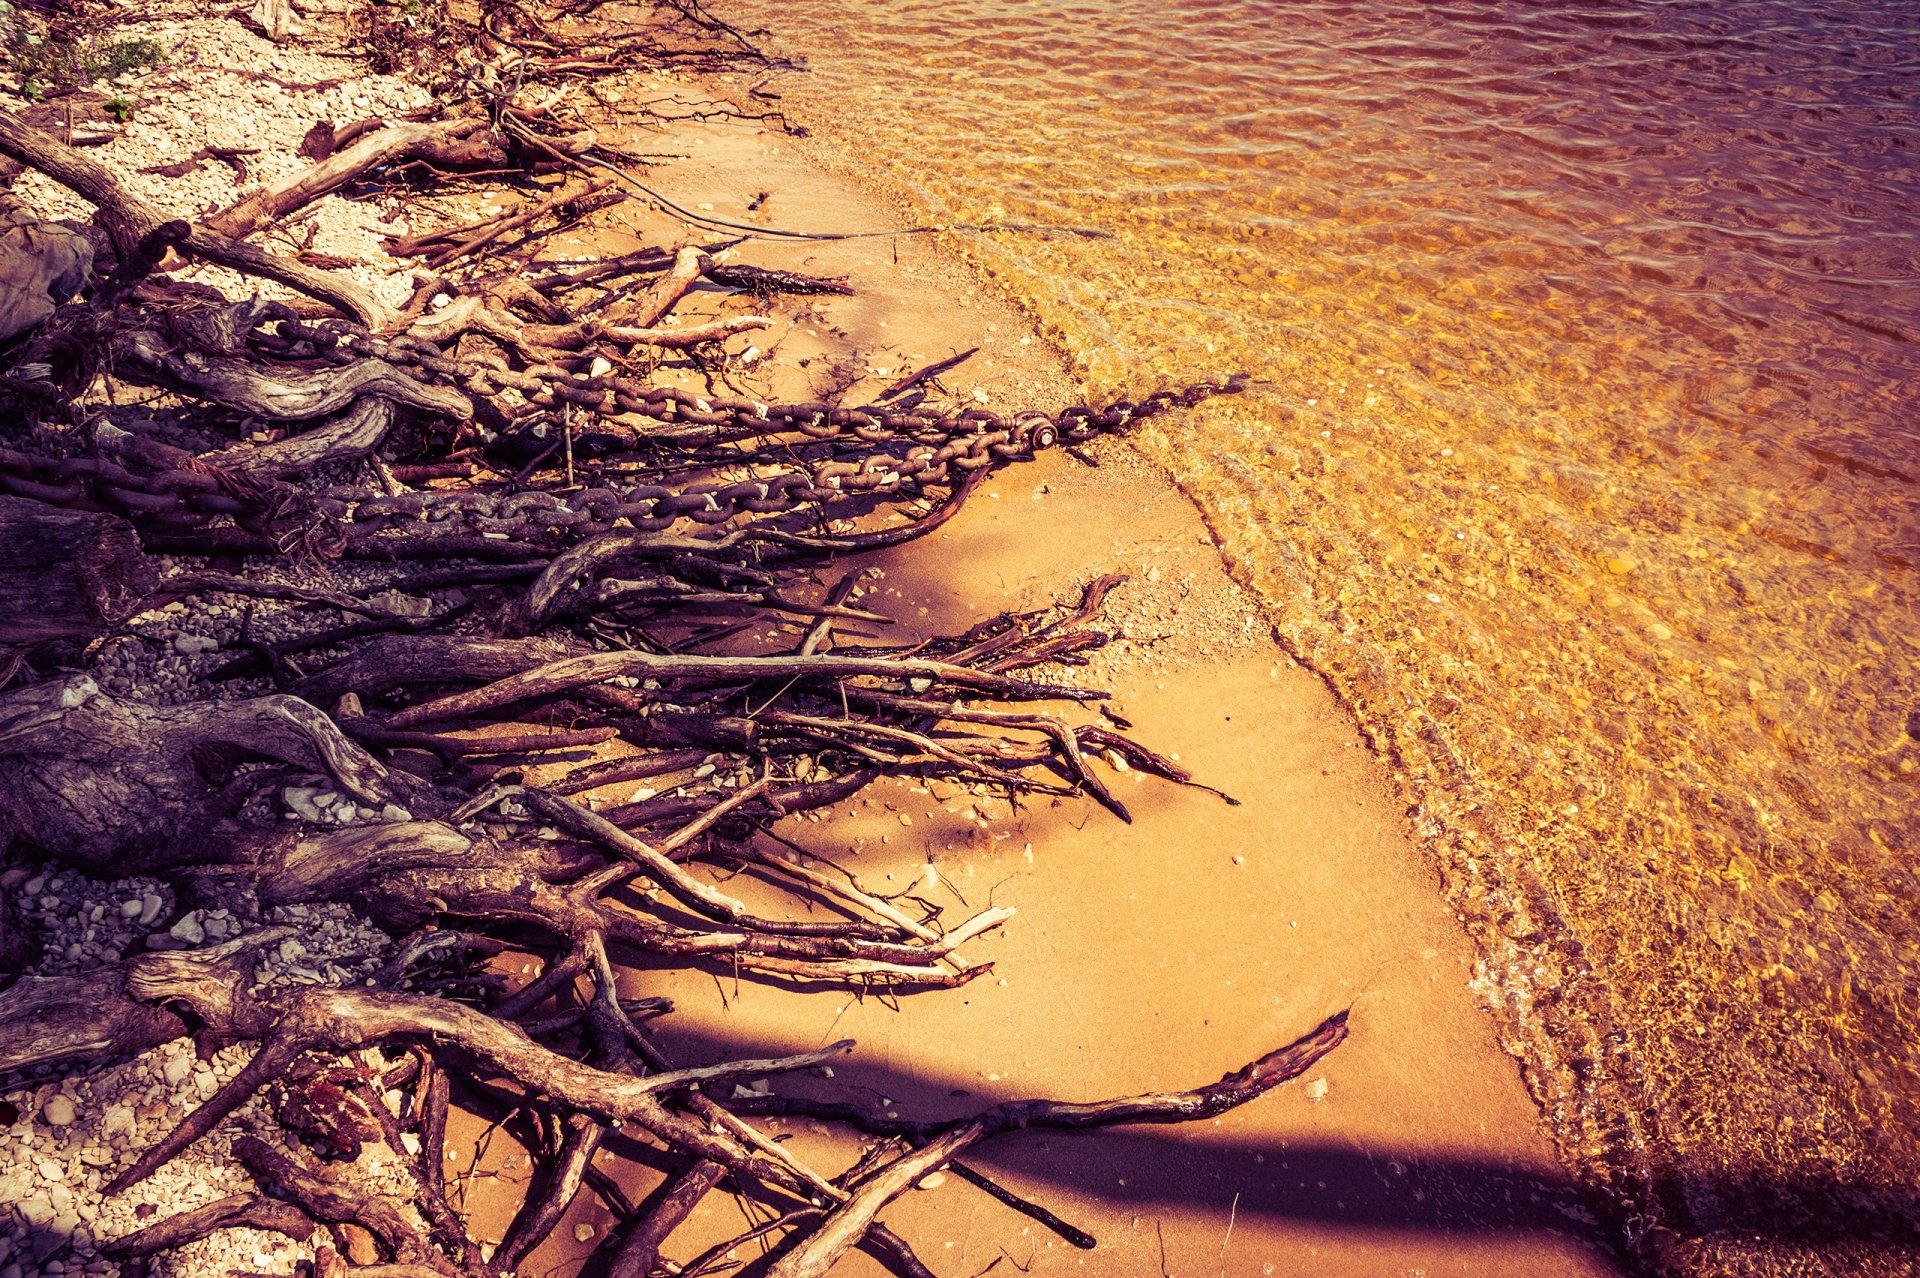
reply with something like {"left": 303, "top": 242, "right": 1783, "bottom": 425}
{"left": 0, "top": 446, "right": 264, "bottom": 524}
{"left": 0, "top": 306, "right": 1244, "bottom": 542}
{"left": 260, "top": 312, "right": 1244, "bottom": 536}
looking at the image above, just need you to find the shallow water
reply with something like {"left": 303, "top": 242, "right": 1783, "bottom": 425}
{"left": 725, "top": 0, "right": 1920, "bottom": 1267}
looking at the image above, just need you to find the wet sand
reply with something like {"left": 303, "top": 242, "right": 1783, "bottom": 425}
{"left": 457, "top": 106, "right": 1626, "bottom": 1276}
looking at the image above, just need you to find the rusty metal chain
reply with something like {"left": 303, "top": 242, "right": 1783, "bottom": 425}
{"left": 252, "top": 312, "right": 1244, "bottom": 536}
{"left": 0, "top": 305, "right": 1243, "bottom": 542}
{"left": 0, "top": 445, "right": 264, "bottom": 525}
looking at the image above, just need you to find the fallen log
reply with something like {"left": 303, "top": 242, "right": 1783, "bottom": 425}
{"left": 0, "top": 961, "right": 190, "bottom": 1074}
{"left": 196, "top": 396, "right": 397, "bottom": 479}
{"left": 0, "top": 675, "right": 391, "bottom": 871}
{"left": 122, "top": 330, "right": 471, "bottom": 421}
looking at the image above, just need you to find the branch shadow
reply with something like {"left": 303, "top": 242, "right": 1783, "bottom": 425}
{"left": 618, "top": 1019, "right": 1920, "bottom": 1270}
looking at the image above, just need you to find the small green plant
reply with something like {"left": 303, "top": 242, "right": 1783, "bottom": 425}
{"left": 102, "top": 93, "right": 133, "bottom": 121}
{"left": 90, "top": 36, "right": 162, "bottom": 81}
{"left": 0, "top": 2, "right": 165, "bottom": 99}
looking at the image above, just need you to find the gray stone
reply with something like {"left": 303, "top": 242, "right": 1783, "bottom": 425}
{"left": 101, "top": 1104, "right": 135, "bottom": 1138}
{"left": 16, "top": 1191, "right": 54, "bottom": 1228}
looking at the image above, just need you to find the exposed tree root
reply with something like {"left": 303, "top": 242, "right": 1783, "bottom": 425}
{"left": 0, "top": 1, "right": 1306, "bottom": 1274}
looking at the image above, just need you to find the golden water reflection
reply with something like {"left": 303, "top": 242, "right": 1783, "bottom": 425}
{"left": 724, "top": 0, "right": 1920, "bottom": 1266}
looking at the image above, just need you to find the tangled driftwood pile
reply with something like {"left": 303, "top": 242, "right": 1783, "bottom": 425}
{"left": 0, "top": 2, "right": 1337, "bottom": 1275}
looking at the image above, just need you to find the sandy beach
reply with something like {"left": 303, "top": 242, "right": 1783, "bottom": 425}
{"left": 480, "top": 102, "right": 1624, "bottom": 1277}
{"left": 0, "top": 7, "right": 1626, "bottom": 1275}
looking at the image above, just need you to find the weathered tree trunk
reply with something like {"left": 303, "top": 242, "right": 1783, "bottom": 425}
{"left": 122, "top": 331, "right": 471, "bottom": 421}
{"left": 196, "top": 398, "right": 396, "bottom": 479}
{"left": 0, "top": 496, "right": 156, "bottom": 643}
{"left": 0, "top": 960, "right": 190, "bottom": 1073}
{"left": 0, "top": 676, "right": 393, "bottom": 872}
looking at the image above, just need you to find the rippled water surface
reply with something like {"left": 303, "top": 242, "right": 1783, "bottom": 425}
{"left": 725, "top": 0, "right": 1920, "bottom": 1266}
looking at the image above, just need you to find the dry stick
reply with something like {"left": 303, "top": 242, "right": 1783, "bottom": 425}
{"left": 874, "top": 346, "right": 978, "bottom": 402}
{"left": 496, "top": 1110, "right": 604, "bottom": 1271}
{"left": 353, "top": 1074, "right": 482, "bottom": 1276}
{"left": 105, "top": 1036, "right": 301, "bottom": 1194}
{"left": 343, "top": 722, "right": 619, "bottom": 758}
{"left": 944, "top": 1162, "right": 1098, "bottom": 1250}
{"left": 593, "top": 313, "right": 770, "bottom": 347}
{"left": 422, "top": 178, "right": 616, "bottom": 270}
{"left": 0, "top": 109, "right": 389, "bottom": 326}
{"left": 762, "top": 1012, "right": 1350, "bottom": 1278}
{"left": 757, "top": 707, "right": 1044, "bottom": 792}
{"left": 769, "top": 1121, "right": 988, "bottom": 1278}
{"left": 232, "top": 1135, "right": 445, "bottom": 1268}
{"left": 419, "top": 1063, "right": 454, "bottom": 1205}
{"left": 628, "top": 244, "right": 712, "bottom": 328}
{"left": 850, "top": 689, "right": 1134, "bottom": 818}
{"left": 617, "top": 1016, "right": 851, "bottom": 1215}
{"left": 466, "top": 781, "right": 933, "bottom": 942}
{"left": 513, "top": 475, "right": 982, "bottom": 638}
{"left": 107, "top": 955, "right": 858, "bottom": 1195}
{"left": 150, "top": 570, "right": 406, "bottom": 618}
{"left": 528, "top": 245, "right": 675, "bottom": 290}
{"left": 385, "top": 649, "right": 1099, "bottom": 728}
{"left": 606, "top": 1159, "right": 728, "bottom": 1278}
{"left": 798, "top": 570, "right": 870, "bottom": 657}
{"left": 730, "top": 842, "right": 1009, "bottom": 972}
{"left": 495, "top": 932, "right": 630, "bottom": 1270}
{"left": 518, "top": 996, "right": 671, "bottom": 1039}
{"left": 507, "top": 935, "right": 781, "bottom": 1269}
{"left": 406, "top": 293, "right": 767, "bottom": 357}
{"left": 677, "top": 1210, "right": 825, "bottom": 1278}
{"left": 548, "top": 747, "right": 711, "bottom": 795}
{"left": 102, "top": 1194, "right": 317, "bottom": 1260}
{"left": 853, "top": 1227, "right": 941, "bottom": 1278}
{"left": 492, "top": 949, "right": 588, "bottom": 1021}
{"left": 606, "top": 768, "right": 875, "bottom": 833}
{"left": 205, "top": 119, "right": 489, "bottom": 241}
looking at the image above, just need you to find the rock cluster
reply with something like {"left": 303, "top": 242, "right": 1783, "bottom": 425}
{"left": 5, "top": 10, "right": 433, "bottom": 310}
{"left": 0, "top": 1040, "right": 300, "bottom": 1278}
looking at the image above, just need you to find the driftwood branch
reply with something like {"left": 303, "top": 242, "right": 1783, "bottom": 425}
{"left": 0, "top": 108, "right": 391, "bottom": 326}
{"left": 206, "top": 120, "right": 494, "bottom": 242}
{"left": 0, "top": 9, "right": 1293, "bottom": 1277}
